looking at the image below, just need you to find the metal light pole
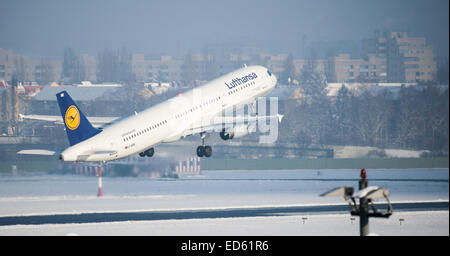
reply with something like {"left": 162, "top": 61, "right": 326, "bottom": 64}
{"left": 97, "top": 165, "right": 103, "bottom": 197}
{"left": 359, "top": 168, "right": 369, "bottom": 236}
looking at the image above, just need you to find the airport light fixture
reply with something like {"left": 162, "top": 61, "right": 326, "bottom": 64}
{"left": 320, "top": 169, "right": 393, "bottom": 236}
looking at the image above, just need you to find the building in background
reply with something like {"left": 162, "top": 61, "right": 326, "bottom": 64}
{"left": 0, "top": 48, "right": 15, "bottom": 82}
{"left": 362, "top": 30, "right": 437, "bottom": 83}
{"left": 390, "top": 32, "right": 436, "bottom": 82}
{"left": 0, "top": 30, "right": 439, "bottom": 86}
{"left": 30, "top": 59, "right": 62, "bottom": 85}
{"left": 131, "top": 54, "right": 183, "bottom": 84}
{"left": 328, "top": 53, "right": 387, "bottom": 83}
{"left": 0, "top": 48, "right": 62, "bottom": 84}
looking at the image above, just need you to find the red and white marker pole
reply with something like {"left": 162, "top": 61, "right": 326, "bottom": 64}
{"left": 97, "top": 165, "right": 103, "bottom": 197}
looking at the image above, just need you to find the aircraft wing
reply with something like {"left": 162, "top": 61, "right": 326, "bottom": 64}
{"left": 179, "top": 114, "right": 284, "bottom": 138}
{"left": 19, "top": 114, "right": 120, "bottom": 128}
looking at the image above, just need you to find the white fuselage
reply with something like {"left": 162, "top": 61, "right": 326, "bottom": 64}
{"left": 60, "top": 65, "right": 277, "bottom": 162}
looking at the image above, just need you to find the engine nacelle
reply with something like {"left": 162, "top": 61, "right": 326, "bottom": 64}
{"left": 220, "top": 125, "right": 250, "bottom": 140}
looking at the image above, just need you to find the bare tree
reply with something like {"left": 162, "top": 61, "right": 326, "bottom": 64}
{"left": 181, "top": 51, "right": 198, "bottom": 86}
{"left": 14, "top": 56, "right": 30, "bottom": 82}
{"left": 204, "top": 54, "right": 218, "bottom": 81}
{"left": 97, "top": 48, "right": 119, "bottom": 83}
{"left": 62, "top": 48, "right": 77, "bottom": 83}
{"left": 36, "top": 59, "right": 55, "bottom": 85}
{"left": 280, "top": 54, "right": 296, "bottom": 84}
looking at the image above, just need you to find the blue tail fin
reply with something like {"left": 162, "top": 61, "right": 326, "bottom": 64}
{"left": 56, "top": 91, "right": 101, "bottom": 146}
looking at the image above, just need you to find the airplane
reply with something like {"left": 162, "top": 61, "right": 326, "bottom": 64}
{"left": 19, "top": 65, "right": 281, "bottom": 162}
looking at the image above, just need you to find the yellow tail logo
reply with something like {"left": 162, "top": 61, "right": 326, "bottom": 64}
{"left": 65, "top": 105, "right": 80, "bottom": 130}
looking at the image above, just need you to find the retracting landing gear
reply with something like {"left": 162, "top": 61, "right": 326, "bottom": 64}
{"left": 139, "top": 147, "right": 154, "bottom": 157}
{"left": 197, "top": 133, "right": 212, "bottom": 158}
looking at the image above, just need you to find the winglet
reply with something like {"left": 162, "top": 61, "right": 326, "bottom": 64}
{"left": 277, "top": 114, "right": 284, "bottom": 123}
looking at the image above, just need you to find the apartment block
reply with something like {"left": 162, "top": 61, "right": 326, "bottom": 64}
{"left": 0, "top": 48, "right": 19, "bottom": 81}
{"left": 390, "top": 32, "right": 436, "bottom": 82}
{"left": 330, "top": 54, "right": 387, "bottom": 83}
{"left": 363, "top": 31, "right": 437, "bottom": 83}
{"left": 131, "top": 54, "right": 183, "bottom": 83}
{"left": 0, "top": 48, "right": 62, "bottom": 84}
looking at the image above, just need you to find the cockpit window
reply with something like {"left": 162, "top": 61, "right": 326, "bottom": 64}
{"left": 267, "top": 70, "right": 272, "bottom": 76}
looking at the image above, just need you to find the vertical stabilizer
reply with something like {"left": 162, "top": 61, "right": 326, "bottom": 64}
{"left": 56, "top": 91, "right": 101, "bottom": 146}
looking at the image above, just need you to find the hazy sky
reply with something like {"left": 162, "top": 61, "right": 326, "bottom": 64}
{"left": 0, "top": 0, "right": 448, "bottom": 59}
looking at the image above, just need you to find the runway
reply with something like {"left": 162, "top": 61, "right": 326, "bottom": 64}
{"left": 0, "top": 201, "right": 447, "bottom": 226}
{"left": 0, "top": 168, "right": 447, "bottom": 235}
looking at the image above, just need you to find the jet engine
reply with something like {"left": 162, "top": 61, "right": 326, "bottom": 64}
{"left": 220, "top": 125, "right": 250, "bottom": 140}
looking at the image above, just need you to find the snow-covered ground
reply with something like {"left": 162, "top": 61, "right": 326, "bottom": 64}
{"left": 384, "top": 149, "right": 428, "bottom": 158}
{"left": 331, "top": 146, "right": 429, "bottom": 158}
{"left": 1, "top": 211, "right": 447, "bottom": 236}
{"left": 0, "top": 169, "right": 448, "bottom": 235}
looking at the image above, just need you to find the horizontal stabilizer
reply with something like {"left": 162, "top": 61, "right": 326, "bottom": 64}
{"left": 17, "top": 149, "right": 57, "bottom": 156}
{"left": 19, "top": 114, "right": 120, "bottom": 128}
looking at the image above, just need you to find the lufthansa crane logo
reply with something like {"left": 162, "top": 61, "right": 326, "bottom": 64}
{"left": 65, "top": 105, "right": 80, "bottom": 130}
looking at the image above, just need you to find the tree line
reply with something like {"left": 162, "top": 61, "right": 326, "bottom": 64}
{"left": 62, "top": 48, "right": 135, "bottom": 84}
{"left": 280, "top": 73, "right": 449, "bottom": 154}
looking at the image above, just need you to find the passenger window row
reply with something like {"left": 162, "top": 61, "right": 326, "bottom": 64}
{"left": 175, "top": 96, "right": 221, "bottom": 119}
{"left": 123, "top": 119, "right": 168, "bottom": 142}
